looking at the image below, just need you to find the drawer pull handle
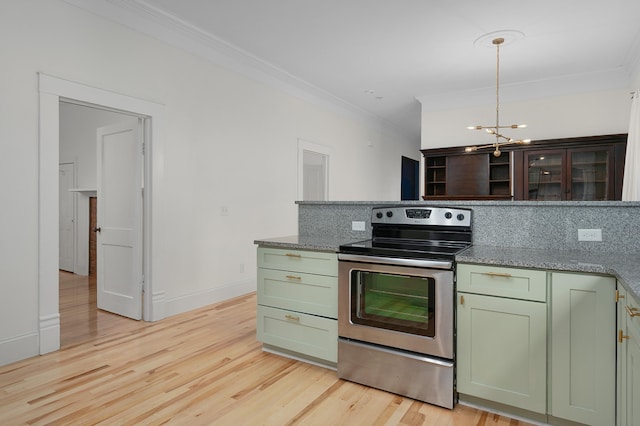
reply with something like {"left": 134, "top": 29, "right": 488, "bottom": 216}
{"left": 626, "top": 305, "right": 640, "bottom": 317}
{"left": 285, "top": 314, "right": 300, "bottom": 323}
{"left": 460, "top": 295, "right": 465, "bottom": 305}
{"left": 616, "top": 290, "right": 625, "bottom": 303}
{"left": 285, "top": 253, "right": 302, "bottom": 258}
{"left": 619, "top": 330, "right": 630, "bottom": 343}
{"left": 285, "top": 275, "right": 302, "bottom": 280}
{"left": 483, "top": 272, "right": 512, "bottom": 278}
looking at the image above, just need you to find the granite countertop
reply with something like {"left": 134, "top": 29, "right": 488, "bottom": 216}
{"left": 254, "top": 236, "right": 640, "bottom": 300}
{"left": 253, "top": 235, "right": 355, "bottom": 253}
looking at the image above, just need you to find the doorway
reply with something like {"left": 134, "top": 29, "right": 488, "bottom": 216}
{"left": 401, "top": 156, "right": 420, "bottom": 200}
{"left": 39, "top": 74, "right": 163, "bottom": 355}
{"left": 58, "top": 102, "right": 142, "bottom": 343}
{"left": 59, "top": 162, "right": 76, "bottom": 272}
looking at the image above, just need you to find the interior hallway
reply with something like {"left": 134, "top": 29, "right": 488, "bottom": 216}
{"left": 59, "top": 270, "right": 140, "bottom": 348}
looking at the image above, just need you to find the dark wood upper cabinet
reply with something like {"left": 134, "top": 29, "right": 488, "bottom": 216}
{"left": 422, "top": 134, "right": 627, "bottom": 201}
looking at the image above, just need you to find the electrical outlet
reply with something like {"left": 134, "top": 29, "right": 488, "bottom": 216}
{"left": 352, "top": 221, "right": 366, "bottom": 231}
{"left": 220, "top": 206, "right": 229, "bottom": 216}
{"left": 578, "top": 229, "right": 602, "bottom": 241}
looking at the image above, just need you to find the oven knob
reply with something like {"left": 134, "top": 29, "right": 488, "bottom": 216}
{"left": 386, "top": 211, "right": 393, "bottom": 218}
{"left": 376, "top": 212, "right": 383, "bottom": 219}
{"left": 444, "top": 212, "right": 452, "bottom": 219}
{"left": 457, "top": 214, "right": 465, "bottom": 221}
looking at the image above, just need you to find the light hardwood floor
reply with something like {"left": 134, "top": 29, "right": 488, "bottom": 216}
{"left": 0, "top": 272, "right": 532, "bottom": 425}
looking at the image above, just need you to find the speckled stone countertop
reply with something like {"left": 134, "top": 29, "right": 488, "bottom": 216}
{"left": 458, "top": 245, "right": 640, "bottom": 300}
{"left": 255, "top": 236, "right": 640, "bottom": 300}
{"left": 253, "top": 235, "right": 358, "bottom": 253}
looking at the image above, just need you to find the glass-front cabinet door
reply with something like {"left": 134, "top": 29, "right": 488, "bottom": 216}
{"left": 525, "top": 150, "right": 566, "bottom": 200}
{"left": 524, "top": 146, "right": 615, "bottom": 201}
{"left": 568, "top": 146, "right": 614, "bottom": 201}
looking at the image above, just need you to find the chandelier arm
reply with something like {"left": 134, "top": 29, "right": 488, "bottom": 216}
{"left": 465, "top": 36, "right": 528, "bottom": 157}
{"left": 493, "top": 132, "right": 512, "bottom": 143}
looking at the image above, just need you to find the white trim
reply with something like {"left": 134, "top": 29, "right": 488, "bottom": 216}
{"left": 417, "top": 67, "right": 631, "bottom": 112}
{"left": 38, "top": 73, "right": 166, "bottom": 356}
{"left": 0, "top": 333, "right": 39, "bottom": 367}
{"left": 61, "top": 0, "right": 411, "bottom": 141}
{"left": 163, "top": 279, "right": 255, "bottom": 318}
{"left": 58, "top": 161, "right": 78, "bottom": 273}
{"left": 39, "top": 91, "right": 61, "bottom": 355}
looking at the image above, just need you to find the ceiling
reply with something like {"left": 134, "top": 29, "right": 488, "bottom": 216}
{"left": 76, "top": 0, "right": 640, "bottom": 140}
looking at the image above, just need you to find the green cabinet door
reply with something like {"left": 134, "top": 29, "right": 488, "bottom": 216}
{"left": 618, "top": 285, "right": 628, "bottom": 426}
{"left": 550, "top": 272, "right": 616, "bottom": 426}
{"left": 457, "top": 292, "right": 547, "bottom": 413}
{"left": 626, "top": 319, "right": 640, "bottom": 426}
{"left": 623, "top": 289, "right": 640, "bottom": 426}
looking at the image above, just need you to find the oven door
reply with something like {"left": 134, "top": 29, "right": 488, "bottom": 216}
{"left": 338, "top": 259, "right": 454, "bottom": 359}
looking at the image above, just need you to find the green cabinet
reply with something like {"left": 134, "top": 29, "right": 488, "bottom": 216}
{"left": 550, "top": 272, "right": 616, "bottom": 425}
{"left": 256, "top": 247, "right": 338, "bottom": 366}
{"left": 458, "top": 264, "right": 618, "bottom": 425}
{"left": 618, "top": 285, "right": 640, "bottom": 426}
{"left": 457, "top": 292, "right": 547, "bottom": 413}
{"left": 456, "top": 264, "right": 547, "bottom": 413}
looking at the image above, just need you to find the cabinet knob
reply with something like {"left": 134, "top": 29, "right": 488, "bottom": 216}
{"left": 619, "top": 330, "right": 630, "bottom": 343}
{"left": 626, "top": 305, "right": 640, "bottom": 317}
{"left": 285, "top": 314, "right": 300, "bottom": 323}
{"left": 483, "top": 272, "right": 512, "bottom": 278}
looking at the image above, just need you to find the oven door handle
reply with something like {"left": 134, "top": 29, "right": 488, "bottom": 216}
{"left": 337, "top": 253, "right": 452, "bottom": 269}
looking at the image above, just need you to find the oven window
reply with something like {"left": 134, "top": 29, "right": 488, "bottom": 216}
{"left": 351, "top": 270, "right": 435, "bottom": 337}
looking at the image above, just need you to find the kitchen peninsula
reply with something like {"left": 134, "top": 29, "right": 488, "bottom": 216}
{"left": 255, "top": 200, "right": 640, "bottom": 426}
{"left": 282, "top": 200, "right": 640, "bottom": 293}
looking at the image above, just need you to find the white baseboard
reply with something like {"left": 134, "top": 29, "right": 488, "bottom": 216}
{"left": 0, "top": 333, "right": 39, "bottom": 367}
{"left": 163, "top": 278, "right": 256, "bottom": 318}
{"left": 39, "top": 313, "right": 61, "bottom": 355}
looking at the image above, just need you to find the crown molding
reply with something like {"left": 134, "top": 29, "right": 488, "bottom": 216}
{"left": 61, "top": 0, "right": 414, "bottom": 141}
{"left": 417, "top": 67, "right": 632, "bottom": 112}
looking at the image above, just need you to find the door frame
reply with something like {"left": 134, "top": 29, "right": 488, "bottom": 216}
{"left": 38, "top": 73, "right": 165, "bottom": 355}
{"left": 58, "top": 161, "right": 77, "bottom": 273}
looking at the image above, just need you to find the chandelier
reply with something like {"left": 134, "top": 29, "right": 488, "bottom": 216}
{"left": 465, "top": 36, "right": 530, "bottom": 157}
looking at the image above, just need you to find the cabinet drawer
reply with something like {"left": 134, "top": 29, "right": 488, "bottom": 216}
{"left": 257, "top": 268, "right": 337, "bottom": 318}
{"left": 257, "top": 247, "right": 338, "bottom": 276}
{"left": 457, "top": 264, "right": 547, "bottom": 302}
{"left": 256, "top": 305, "right": 337, "bottom": 363}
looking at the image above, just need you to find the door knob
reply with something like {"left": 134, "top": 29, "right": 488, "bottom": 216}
{"left": 93, "top": 227, "right": 101, "bottom": 233}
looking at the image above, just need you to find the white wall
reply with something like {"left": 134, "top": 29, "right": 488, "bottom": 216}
{"left": 421, "top": 89, "right": 632, "bottom": 150}
{"left": 0, "top": 1, "right": 418, "bottom": 365}
{"left": 59, "top": 102, "right": 138, "bottom": 275}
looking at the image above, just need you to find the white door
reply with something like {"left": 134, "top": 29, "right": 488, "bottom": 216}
{"left": 96, "top": 121, "right": 143, "bottom": 320}
{"left": 59, "top": 163, "right": 75, "bottom": 272}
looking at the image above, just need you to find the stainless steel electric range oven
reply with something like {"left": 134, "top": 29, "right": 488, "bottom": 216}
{"left": 337, "top": 206, "right": 472, "bottom": 409}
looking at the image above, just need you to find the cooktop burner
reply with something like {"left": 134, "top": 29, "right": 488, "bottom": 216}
{"left": 339, "top": 206, "right": 472, "bottom": 261}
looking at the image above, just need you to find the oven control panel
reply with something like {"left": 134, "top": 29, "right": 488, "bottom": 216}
{"left": 371, "top": 206, "right": 472, "bottom": 227}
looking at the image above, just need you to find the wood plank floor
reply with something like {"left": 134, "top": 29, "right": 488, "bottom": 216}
{"left": 0, "top": 272, "right": 533, "bottom": 425}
